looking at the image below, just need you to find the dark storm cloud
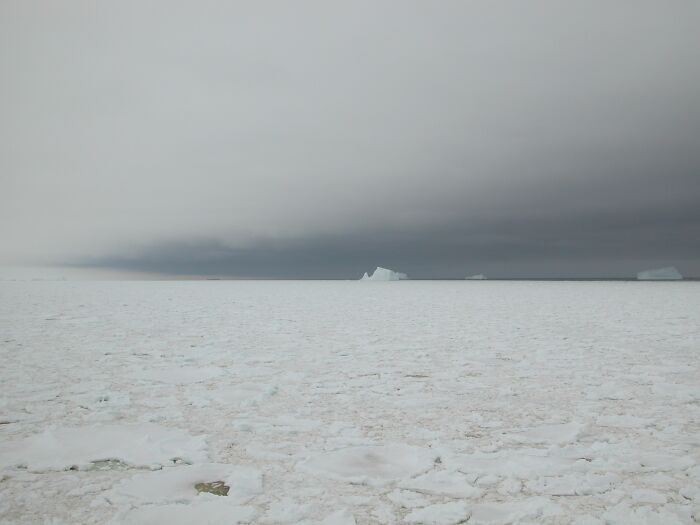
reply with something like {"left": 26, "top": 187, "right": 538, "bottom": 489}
{"left": 2, "top": 1, "right": 699, "bottom": 277}
{"left": 81, "top": 168, "right": 700, "bottom": 279}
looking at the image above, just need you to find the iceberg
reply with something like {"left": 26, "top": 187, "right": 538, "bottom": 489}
{"left": 637, "top": 266, "right": 682, "bottom": 280}
{"left": 466, "top": 274, "right": 487, "bottom": 280}
{"left": 360, "top": 267, "right": 408, "bottom": 281}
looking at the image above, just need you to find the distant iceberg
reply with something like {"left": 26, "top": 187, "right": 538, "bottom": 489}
{"left": 637, "top": 266, "right": 682, "bottom": 280}
{"left": 465, "top": 274, "right": 487, "bottom": 280}
{"left": 360, "top": 267, "right": 408, "bottom": 281}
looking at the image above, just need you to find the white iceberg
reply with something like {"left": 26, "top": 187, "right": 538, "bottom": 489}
{"left": 360, "top": 267, "right": 408, "bottom": 281}
{"left": 637, "top": 266, "right": 682, "bottom": 280}
{"left": 466, "top": 274, "right": 487, "bottom": 280}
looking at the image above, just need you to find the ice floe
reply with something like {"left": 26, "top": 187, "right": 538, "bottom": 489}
{"left": 469, "top": 497, "right": 563, "bottom": 524}
{"left": 404, "top": 501, "right": 471, "bottom": 525}
{"left": 0, "top": 423, "right": 207, "bottom": 471}
{"left": 298, "top": 444, "right": 437, "bottom": 485}
{"left": 110, "top": 500, "right": 257, "bottom": 525}
{"left": 103, "top": 463, "right": 262, "bottom": 505}
{"left": 398, "top": 469, "right": 484, "bottom": 498}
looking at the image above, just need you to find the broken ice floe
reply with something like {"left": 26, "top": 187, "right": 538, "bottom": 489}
{"left": 469, "top": 497, "right": 563, "bottom": 524}
{"left": 134, "top": 366, "right": 224, "bottom": 385}
{"left": 398, "top": 470, "right": 484, "bottom": 498}
{"left": 404, "top": 501, "right": 471, "bottom": 525}
{"left": 0, "top": 423, "right": 207, "bottom": 471}
{"left": 188, "top": 383, "right": 278, "bottom": 408}
{"left": 103, "top": 463, "right": 262, "bottom": 505}
{"left": 109, "top": 500, "right": 257, "bottom": 525}
{"left": 505, "top": 422, "right": 583, "bottom": 445}
{"left": 298, "top": 444, "right": 437, "bottom": 485}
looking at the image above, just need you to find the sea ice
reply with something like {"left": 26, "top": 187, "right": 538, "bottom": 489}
{"left": 602, "top": 502, "right": 687, "bottom": 524}
{"left": 317, "top": 509, "right": 356, "bottom": 525}
{"left": 110, "top": 500, "right": 257, "bottom": 525}
{"left": 404, "top": 501, "right": 471, "bottom": 525}
{"left": 398, "top": 469, "right": 484, "bottom": 498}
{"left": 636, "top": 266, "right": 683, "bottom": 280}
{"left": 466, "top": 274, "right": 487, "bottom": 280}
{"left": 0, "top": 423, "right": 207, "bottom": 471}
{"left": 469, "top": 497, "right": 562, "bottom": 524}
{"left": 453, "top": 449, "right": 577, "bottom": 478}
{"left": 596, "top": 415, "right": 654, "bottom": 429}
{"left": 104, "top": 463, "right": 263, "bottom": 505}
{"left": 359, "top": 267, "right": 408, "bottom": 281}
{"left": 263, "top": 497, "right": 309, "bottom": 523}
{"left": 507, "top": 421, "right": 583, "bottom": 444}
{"left": 1, "top": 279, "right": 699, "bottom": 523}
{"left": 298, "top": 444, "right": 437, "bottom": 485}
{"left": 134, "top": 366, "right": 224, "bottom": 385}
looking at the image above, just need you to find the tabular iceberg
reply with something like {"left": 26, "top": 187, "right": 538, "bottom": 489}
{"left": 637, "top": 266, "right": 682, "bottom": 280}
{"left": 466, "top": 274, "right": 487, "bottom": 280}
{"left": 360, "top": 267, "right": 408, "bottom": 281}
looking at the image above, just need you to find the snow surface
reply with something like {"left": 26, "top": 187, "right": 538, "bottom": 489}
{"left": 637, "top": 266, "right": 683, "bottom": 280}
{"left": 1, "top": 280, "right": 699, "bottom": 523}
{"left": 360, "top": 267, "right": 408, "bottom": 281}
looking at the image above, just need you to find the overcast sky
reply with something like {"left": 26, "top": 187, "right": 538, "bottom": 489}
{"left": 1, "top": 1, "right": 699, "bottom": 278}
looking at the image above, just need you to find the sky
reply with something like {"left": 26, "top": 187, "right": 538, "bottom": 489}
{"left": 1, "top": 1, "right": 699, "bottom": 279}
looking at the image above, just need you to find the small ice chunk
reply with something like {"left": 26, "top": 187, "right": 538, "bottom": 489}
{"left": 465, "top": 274, "right": 487, "bottom": 280}
{"left": 135, "top": 366, "right": 223, "bottom": 385}
{"left": 631, "top": 489, "right": 667, "bottom": 504}
{"left": 399, "top": 470, "right": 484, "bottom": 498}
{"left": 469, "top": 498, "right": 562, "bottom": 524}
{"left": 404, "top": 501, "right": 471, "bottom": 525}
{"left": 453, "top": 449, "right": 576, "bottom": 478}
{"left": 263, "top": 498, "right": 308, "bottom": 523}
{"left": 637, "top": 266, "right": 682, "bottom": 280}
{"left": 386, "top": 489, "right": 432, "bottom": 508}
{"left": 360, "top": 267, "right": 408, "bottom": 281}
{"left": 318, "top": 509, "right": 356, "bottom": 525}
{"left": 596, "top": 415, "right": 653, "bottom": 428}
{"left": 603, "top": 502, "right": 686, "bottom": 524}
{"left": 110, "top": 501, "right": 256, "bottom": 525}
{"left": 298, "top": 444, "right": 437, "bottom": 485}
{"left": 509, "top": 422, "right": 582, "bottom": 445}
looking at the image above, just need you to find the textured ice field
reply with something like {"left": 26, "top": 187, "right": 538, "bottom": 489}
{"left": 0, "top": 280, "right": 699, "bottom": 524}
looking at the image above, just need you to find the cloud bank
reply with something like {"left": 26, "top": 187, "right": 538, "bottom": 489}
{"left": 2, "top": 1, "right": 699, "bottom": 277}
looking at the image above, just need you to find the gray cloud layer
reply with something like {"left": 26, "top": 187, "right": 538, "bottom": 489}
{"left": 2, "top": 1, "right": 699, "bottom": 277}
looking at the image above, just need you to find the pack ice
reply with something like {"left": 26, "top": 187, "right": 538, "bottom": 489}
{"left": 637, "top": 266, "right": 683, "bottom": 280}
{"left": 360, "top": 266, "right": 408, "bottom": 281}
{"left": 1, "top": 280, "right": 699, "bottom": 524}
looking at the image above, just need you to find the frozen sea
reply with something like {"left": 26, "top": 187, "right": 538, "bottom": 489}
{"left": 0, "top": 280, "right": 699, "bottom": 524}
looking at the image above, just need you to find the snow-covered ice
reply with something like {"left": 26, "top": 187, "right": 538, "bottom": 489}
{"left": 1, "top": 280, "right": 699, "bottom": 523}
{"left": 0, "top": 423, "right": 207, "bottom": 471}
{"left": 360, "top": 267, "right": 408, "bottom": 281}
{"left": 637, "top": 266, "right": 683, "bottom": 280}
{"left": 104, "top": 463, "right": 262, "bottom": 505}
{"left": 299, "top": 444, "right": 438, "bottom": 485}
